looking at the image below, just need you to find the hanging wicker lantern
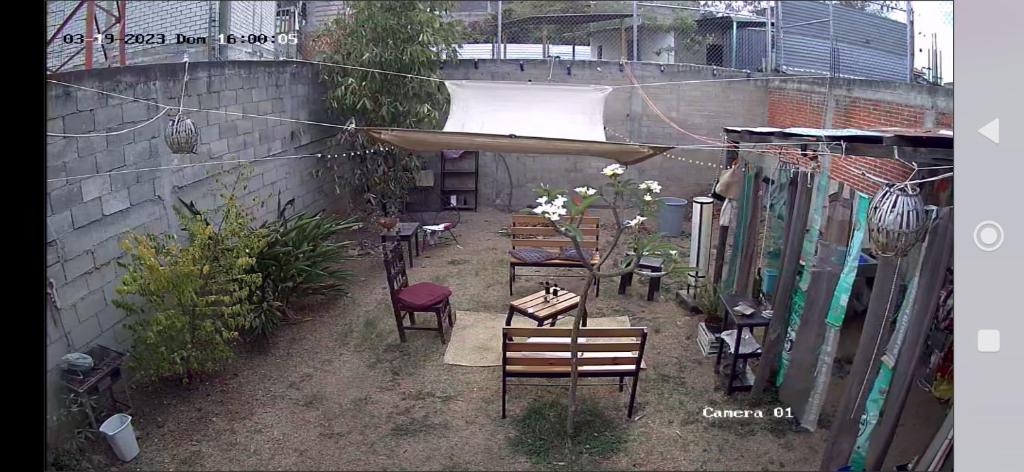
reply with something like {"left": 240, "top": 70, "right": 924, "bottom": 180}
{"left": 867, "top": 184, "right": 928, "bottom": 257}
{"left": 165, "top": 114, "right": 199, "bottom": 154}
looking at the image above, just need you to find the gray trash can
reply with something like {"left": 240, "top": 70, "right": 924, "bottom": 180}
{"left": 656, "top": 197, "right": 688, "bottom": 237}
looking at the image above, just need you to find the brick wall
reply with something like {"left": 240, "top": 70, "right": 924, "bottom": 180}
{"left": 45, "top": 60, "right": 345, "bottom": 412}
{"left": 767, "top": 77, "right": 952, "bottom": 194}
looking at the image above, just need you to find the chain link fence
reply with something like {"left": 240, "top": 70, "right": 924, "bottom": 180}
{"left": 452, "top": 1, "right": 951, "bottom": 84}
{"left": 46, "top": 1, "right": 951, "bottom": 84}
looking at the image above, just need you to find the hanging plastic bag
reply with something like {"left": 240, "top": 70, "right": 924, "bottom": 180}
{"left": 714, "top": 164, "right": 743, "bottom": 201}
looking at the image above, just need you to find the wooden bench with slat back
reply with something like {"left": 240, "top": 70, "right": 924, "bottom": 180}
{"left": 508, "top": 214, "right": 601, "bottom": 296}
{"left": 500, "top": 326, "right": 648, "bottom": 419}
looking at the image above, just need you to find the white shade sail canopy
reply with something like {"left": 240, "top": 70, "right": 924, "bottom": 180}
{"left": 364, "top": 80, "right": 672, "bottom": 165}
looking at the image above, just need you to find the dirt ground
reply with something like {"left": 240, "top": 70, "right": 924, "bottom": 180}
{"left": 106, "top": 207, "right": 829, "bottom": 471}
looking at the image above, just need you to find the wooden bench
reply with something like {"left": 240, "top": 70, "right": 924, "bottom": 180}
{"left": 508, "top": 214, "right": 601, "bottom": 297}
{"left": 501, "top": 327, "right": 648, "bottom": 419}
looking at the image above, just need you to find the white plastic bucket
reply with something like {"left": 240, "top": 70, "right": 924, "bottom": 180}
{"left": 99, "top": 413, "right": 139, "bottom": 462}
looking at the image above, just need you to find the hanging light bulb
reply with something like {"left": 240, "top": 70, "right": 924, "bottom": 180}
{"left": 867, "top": 183, "right": 929, "bottom": 257}
{"left": 165, "top": 113, "right": 199, "bottom": 154}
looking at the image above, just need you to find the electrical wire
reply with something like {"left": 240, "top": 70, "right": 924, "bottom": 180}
{"left": 47, "top": 107, "right": 169, "bottom": 137}
{"left": 288, "top": 58, "right": 446, "bottom": 82}
{"left": 48, "top": 153, "right": 320, "bottom": 183}
{"left": 288, "top": 55, "right": 830, "bottom": 89}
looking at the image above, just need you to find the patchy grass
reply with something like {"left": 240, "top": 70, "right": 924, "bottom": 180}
{"left": 508, "top": 396, "right": 628, "bottom": 468}
{"left": 390, "top": 414, "right": 449, "bottom": 438}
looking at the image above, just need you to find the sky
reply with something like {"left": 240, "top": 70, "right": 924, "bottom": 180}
{"left": 908, "top": 1, "right": 954, "bottom": 82}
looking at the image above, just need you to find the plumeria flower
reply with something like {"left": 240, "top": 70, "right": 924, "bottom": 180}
{"left": 602, "top": 164, "right": 626, "bottom": 176}
{"left": 574, "top": 186, "right": 597, "bottom": 196}
{"left": 643, "top": 194, "right": 653, "bottom": 201}
{"left": 552, "top": 195, "right": 568, "bottom": 207}
{"left": 541, "top": 204, "right": 568, "bottom": 221}
{"left": 638, "top": 180, "right": 662, "bottom": 193}
{"left": 624, "top": 215, "right": 647, "bottom": 227}
{"left": 536, "top": 196, "right": 549, "bottom": 205}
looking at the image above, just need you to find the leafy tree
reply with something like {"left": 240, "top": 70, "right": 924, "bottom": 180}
{"left": 315, "top": 1, "right": 464, "bottom": 217}
{"left": 114, "top": 170, "right": 267, "bottom": 383}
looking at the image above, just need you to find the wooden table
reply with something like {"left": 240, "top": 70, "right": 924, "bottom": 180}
{"left": 714, "top": 292, "right": 771, "bottom": 395}
{"left": 381, "top": 222, "right": 422, "bottom": 267}
{"left": 62, "top": 345, "right": 133, "bottom": 429}
{"left": 506, "top": 290, "right": 586, "bottom": 327}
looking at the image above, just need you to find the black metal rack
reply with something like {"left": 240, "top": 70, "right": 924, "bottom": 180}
{"left": 441, "top": 151, "right": 478, "bottom": 211}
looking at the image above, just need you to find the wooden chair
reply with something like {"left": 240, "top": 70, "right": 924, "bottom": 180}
{"left": 508, "top": 214, "right": 601, "bottom": 297}
{"left": 501, "top": 326, "right": 648, "bottom": 419}
{"left": 383, "top": 241, "right": 455, "bottom": 344}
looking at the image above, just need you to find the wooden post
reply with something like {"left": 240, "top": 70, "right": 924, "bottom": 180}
{"left": 753, "top": 169, "right": 811, "bottom": 394}
{"left": 864, "top": 208, "right": 953, "bottom": 470}
{"left": 819, "top": 255, "right": 902, "bottom": 471}
{"left": 734, "top": 166, "right": 763, "bottom": 297}
{"left": 711, "top": 142, "right": 741, "bottom": 288}
{"left": 84, "top": 0, "right": 96, "bottom": 69}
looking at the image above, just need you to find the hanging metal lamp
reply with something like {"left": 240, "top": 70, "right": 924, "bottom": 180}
{"left": 867, "top": 183, "right": 928, "bottom": 257}
{"left": 165, "top": 113, "right": 199, "bottom": 154}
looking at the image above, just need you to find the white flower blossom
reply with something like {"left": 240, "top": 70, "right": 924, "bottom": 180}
{"left": 552, "top": 195, "right": 568, "bottom": 207}
{"left": 624, "top": 215, "right": 647, "bottom": 227}
{"left": 574, "top": 186, "right": 597, "bottom": 196}
{"left": 533, "top": 202, "right": 567, "bottom": 222}
{"left": 536, "top": 196, "right": 549, "bottom": 205}
{"left": 601, "top": 164, "right": 626, "bottom": 176}
{"left": 643, "top": 194, "right": 653, "bottom": 201}
{"left": 638, "top": 180, "right": 662, "bottom": 193}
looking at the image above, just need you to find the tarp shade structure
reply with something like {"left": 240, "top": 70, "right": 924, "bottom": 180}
{"left": 363, "top": 80, "right": 673, "bottom": 165}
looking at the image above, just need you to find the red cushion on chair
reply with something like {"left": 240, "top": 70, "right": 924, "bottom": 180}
{"left": 396, "top": 282, "right": 452, "bottom": 310}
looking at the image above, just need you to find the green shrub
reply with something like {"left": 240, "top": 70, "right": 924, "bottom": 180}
{"left": 251, "top": 203, "right": 361, "bottom": 338}
{"left": 113, "top": 176, "right": 266, "bottom": 384}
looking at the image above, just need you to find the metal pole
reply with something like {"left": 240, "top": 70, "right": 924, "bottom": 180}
{"left": 828, "top": 1, "right": 834, "bottom": 76}
{"left": 775, "top": 0, "right": 783, "bottom": 71}
{"left": 85, "top": 0, "right": 95, "bottom": 70}
{"left": 631, "top": 0, "right": 638, "bottom": 61}
{"left": 117, "top": 0, "right": 126, "bottom": 66}
{"left": 731, "top": 19, "right": 737, "bottom": 69}
{"left": 496, "top": 0, "right": 503, "bottom": 60}
{"left": 906, "top": 1, "right": 914, "bottom": 82}
{"left": 765, "top": 2, "right": 772, "bottom": 72}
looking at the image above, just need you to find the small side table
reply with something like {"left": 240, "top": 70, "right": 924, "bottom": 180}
{"left": 714, "top": 293, "right": 771, "bottom": 395}
{"left": 506, "top": 290, "right": 586, "bottom": 327}
{"left": 62, "top": 345, "right": 133, "bottom": 429}
{"left": 381, "top": 221, "right": 422, "bottom": 268}
{"left": 618, "top": 256, "right": 664, "bottom": 301}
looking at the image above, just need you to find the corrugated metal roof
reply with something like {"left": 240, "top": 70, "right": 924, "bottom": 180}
{"left": 723, "top": 126, "right": 953, "bottom": 148}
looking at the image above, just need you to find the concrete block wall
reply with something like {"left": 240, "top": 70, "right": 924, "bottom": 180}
{"left": 439, "top": 59, "right": 768, "bottom": 209}
{"left": 45, "top": 60, "right": 344, "bottom": 410}
{"left": 767, "top": 77, "right": 953, "bottom": 194}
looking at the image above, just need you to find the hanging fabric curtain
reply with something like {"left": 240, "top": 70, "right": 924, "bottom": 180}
{"left": 363, "top": 81, "right": 672, "bottom": 164}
